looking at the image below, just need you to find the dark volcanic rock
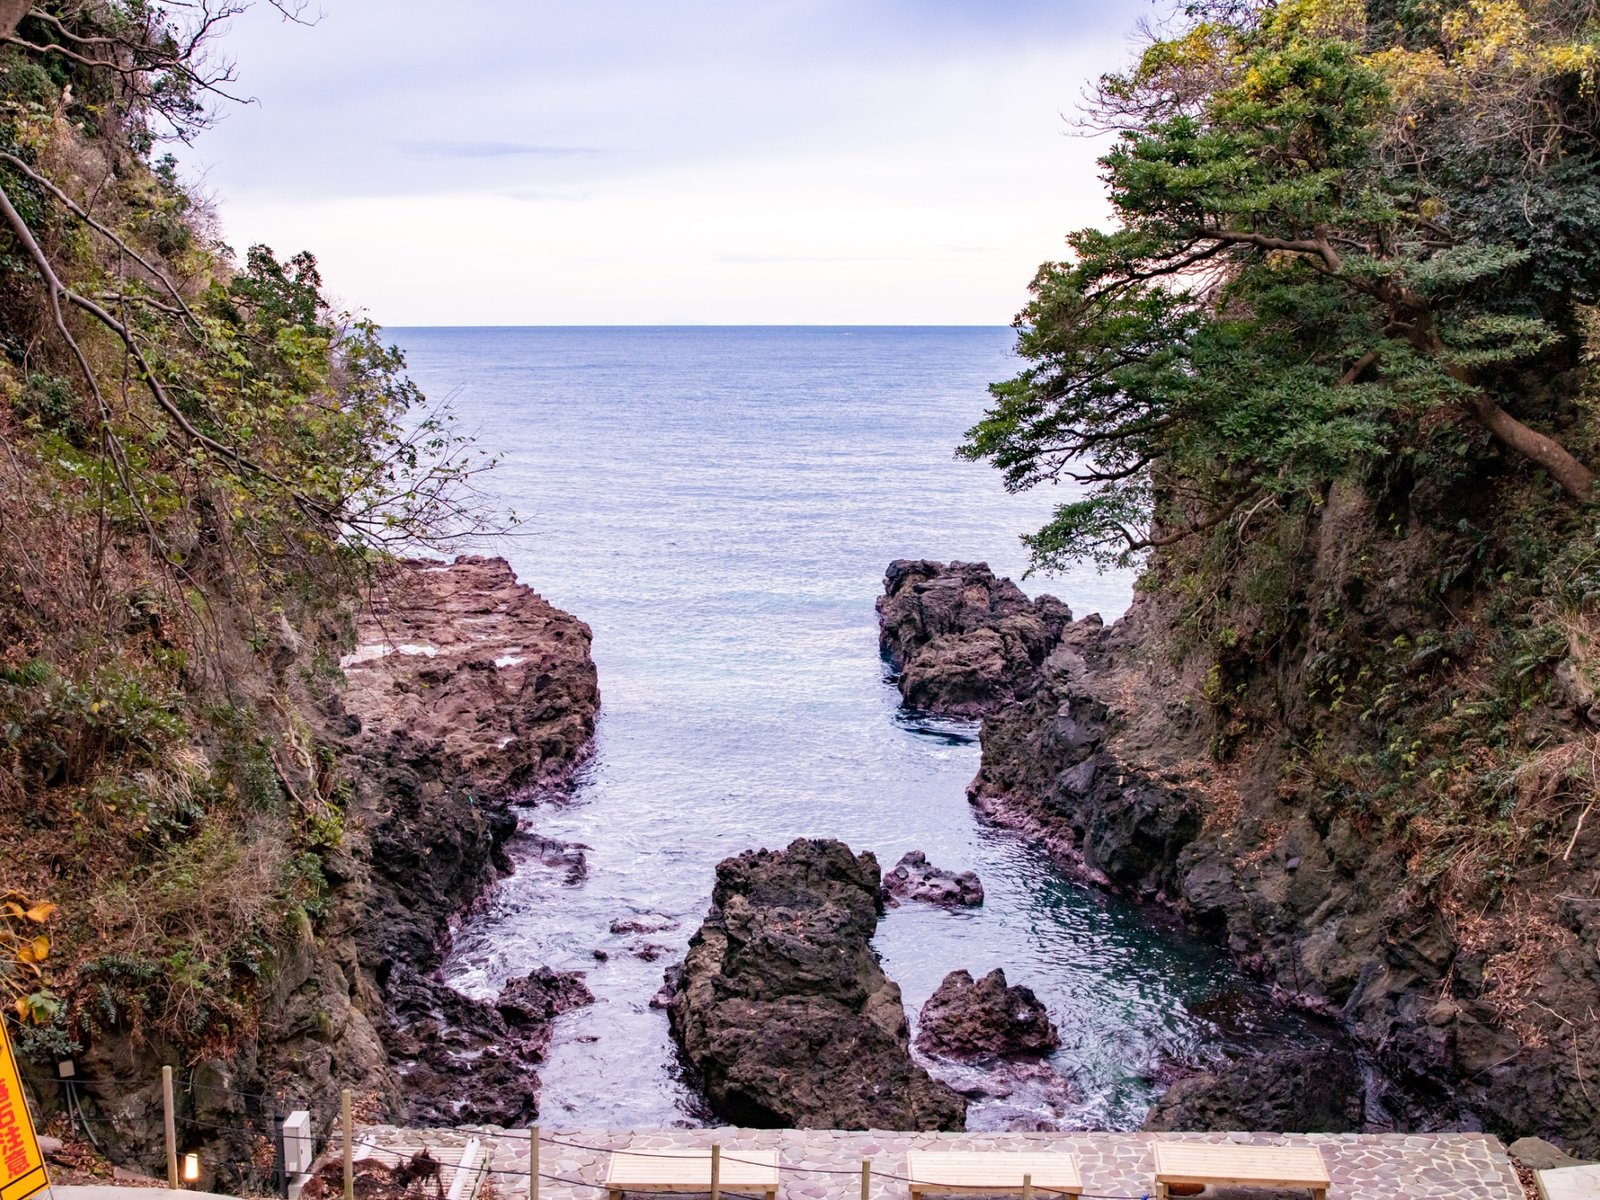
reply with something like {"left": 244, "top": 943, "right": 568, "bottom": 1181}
{"left": 497, "top": 967, "right": 595, "bottom": 1029}
{"left": 916, "top": 969, "right": 1060, "bottom": 1059}
{"left": 334, "top": 555, "right": 601, "bottom": 1124}
{"left": 876, "top": 560, "right": 1072, "bottom": 716}
{"left": 668, "top": 838, "right": 967, "bottom": 1130}
{"left": 1142, "top": 1044, "right": 1364, "bottom": 1134}
{"left": 383, "top": 967, "right": 593, "bottom": 1127}
{"left": 882, "top": 850, "right": 984, "bottom": 907}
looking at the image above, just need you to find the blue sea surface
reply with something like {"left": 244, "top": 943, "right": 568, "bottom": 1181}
{"left": 384, "top": 326, "right": 1299, "bottom": 1130}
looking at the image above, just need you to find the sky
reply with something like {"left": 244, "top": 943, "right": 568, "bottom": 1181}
{"left": 182, "top": 0, "right": 1149, "bottom": 325}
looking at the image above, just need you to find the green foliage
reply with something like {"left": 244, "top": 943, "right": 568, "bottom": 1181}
{"left": 964, "top": 0, "right": 1600, "bottom": 571}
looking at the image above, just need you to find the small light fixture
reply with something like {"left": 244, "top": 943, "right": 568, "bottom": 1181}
{"left": 183, "top": 1153, "right": 200, "bottom": 1184}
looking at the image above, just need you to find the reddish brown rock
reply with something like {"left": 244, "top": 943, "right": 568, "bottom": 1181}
{"left": 876, "top": 560, "right": 1072, "bottom": 717}
{"left": 916, "top": 968, "right": 1060, "bottom": 1060}
{"left": 342, "top": 554, "right": 598, "bottom": 795}
{"left": 332, "top": 554, "right": 600, "bottom": 1125}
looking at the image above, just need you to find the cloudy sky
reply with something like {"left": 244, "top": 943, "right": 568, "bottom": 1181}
{"left": 184, "top": 0, "right": 1147, "bottom": 325}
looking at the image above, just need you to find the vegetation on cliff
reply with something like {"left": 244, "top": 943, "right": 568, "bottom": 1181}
{"left": 0, "top": 0, "right": 489, "bottom": 1084}
{"left": 966, "top": 0, "right": 1600, "bottom": 921}
{"left": 962, "top": 0, "right": 1600, "bottom": 1148}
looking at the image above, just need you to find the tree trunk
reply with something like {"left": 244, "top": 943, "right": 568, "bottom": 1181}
{"left": 0, "top": 1, "right": 29, "bottom": 38}
{"left": 1468, "top": 392, "right": 1596, "bottom": 500}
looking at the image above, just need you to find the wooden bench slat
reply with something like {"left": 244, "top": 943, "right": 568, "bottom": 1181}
{"left": 607, "top": 1149, "right": 781, "bottom": 1192}
{"left": 1152, "top": 1143, "right": 1330, "bottom": 1188}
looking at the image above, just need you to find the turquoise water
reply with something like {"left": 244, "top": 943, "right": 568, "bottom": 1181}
{"left": 386, "top": 326, "right": 1305, "bottom": 1130}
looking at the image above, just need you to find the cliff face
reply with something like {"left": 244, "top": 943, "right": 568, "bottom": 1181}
{"left": 333, "top": 555, "right": 599, "bottom": 1127}
{"left": 881, "top": 516, "right": 1600, "bottom": 1155}
{"left": 15, "top": 556, "right": 598, "bottom": 1186}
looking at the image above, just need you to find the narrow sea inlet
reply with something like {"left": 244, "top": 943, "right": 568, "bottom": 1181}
{"left": 387, "top": 326, "right": 1305, "bottom": 1130}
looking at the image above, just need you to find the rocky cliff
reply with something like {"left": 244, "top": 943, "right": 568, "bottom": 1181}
{"left": 27, "top": 557, "right": 598, "bottom": 1185}
{"left": 880, "top": 552, "right": 1600, "bottom": 1155}
{"left": 333, "top": 555, "right": 600, "bottom": 1126}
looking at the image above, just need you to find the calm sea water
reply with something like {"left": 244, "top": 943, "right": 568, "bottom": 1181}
{"left": 385, "top": 327, "right": 1301, "bottom": 1131}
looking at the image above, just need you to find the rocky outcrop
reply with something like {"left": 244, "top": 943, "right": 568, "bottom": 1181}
{"left": 916, "top": 969, "right": 1060, "bottom": 1059}
{"left": 929, "top": 548, "right": 1600, "bottom": 1154}
{"left": 384, "top": 967, "right": 592, "bottom": 1127}
{"left": 882, "top": 850, "right": 984, "bottom": 906}
{"left": 1142, "top": 1045, "right": 1364, "bottom": 1133}
{"left": 333, "top": 555, "right": 600, "bottom": 1123}
{"left": 876, "top": 560, "right": 1073, "bottom": 716}
{"left": 340, "top": 554, "right": 598, "bottom": 796}
{"left": 668, "top": 838, "right": 968, "bottom": 1130}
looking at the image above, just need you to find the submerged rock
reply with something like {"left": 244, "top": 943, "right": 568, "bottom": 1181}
{"left": 916, "top": 969, "right": 1060, "bottom": 1059}
{"left": 882, "top": 850, "right": 984, "bottom": 906}
{"left": 668, "top": 837, "right": 967, "bottom": 1130}
{"left": 522, "top": 833, "right": 591, "bottom": 884}
{"left": 1142, "top": 1044, "right": 1364, "bottom": 1134}
{"left": 876, "top": 559, "right": 1072, "bottom": 716}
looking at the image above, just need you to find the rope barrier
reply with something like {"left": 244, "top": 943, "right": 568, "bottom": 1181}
{"left": 121, "top": 1071, "right": 1158, "bottom": 1200}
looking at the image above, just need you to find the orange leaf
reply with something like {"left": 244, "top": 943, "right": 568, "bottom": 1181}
{"left": 23, "top": 902, "right": 56, "bottom": 924}
{"left": 18, "top": 934, "right": 48, "bottom": 963}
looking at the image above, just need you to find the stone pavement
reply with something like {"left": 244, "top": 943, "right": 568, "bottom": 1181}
{"left": 352, "top": 1125, "right": 1526, "bottom": 1200}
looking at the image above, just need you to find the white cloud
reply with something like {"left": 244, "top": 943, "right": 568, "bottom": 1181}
{"left": 187, "top": 0, "right": 1137, "bottom": 324}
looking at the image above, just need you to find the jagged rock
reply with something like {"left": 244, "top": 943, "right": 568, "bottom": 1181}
{"left": 521, "top": 834, "right": 590, "bottom": 884}
{"left": 383, "top": 967, "right": 593, "bottom": 1127}
{"left": 668, "top": 838, "right": 967, "bottom": 1130}
{"left": 916, "top": 969, "right": 1060, "bottom": 1059}
{"left": 882, "top": 851, "right": 984, "bottom": 906}
{"left": 876, "top": 560, "right": 1073, "bottom": 716}
{"left": 610, "top": 913, "right": 678, "bottom": 935}
{"left": 333, "top": 555, "right": 601, "bottom": 1125}
{"left": 496, "top": 967, "right": 594, "bottom": 1029}
{"left": 1142, "top": 1044, "right": 1364, "bottom": 1133}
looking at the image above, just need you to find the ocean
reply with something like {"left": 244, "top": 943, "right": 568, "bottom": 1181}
{"left": 383, "top": 326, "right": 1302, "bottom": 1130}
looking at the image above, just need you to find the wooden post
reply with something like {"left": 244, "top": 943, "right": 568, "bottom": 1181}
{"left": 709, "top": 1143, "right": 721, "bottom": 1200}
{"left": 529, "top": 1125, "right": 539, "bottom": 1200}
{"left": 161, "top": 1066, "right": 179, "bottom": 1188}
{"left": 1022, "top": 1174, "right": 1032, "bottom": 1200}
{"left": 860, "top": 1159, "right": 871, "bottom": 1200}
{"left": 341, "top": 1089, "right": 354, "bottom": 1200}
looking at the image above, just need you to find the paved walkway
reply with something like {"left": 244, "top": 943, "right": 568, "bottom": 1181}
{"left": 353, "top": 1126, "right": 1525, "bottom": 1200}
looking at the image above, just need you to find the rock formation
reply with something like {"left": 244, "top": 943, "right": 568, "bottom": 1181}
{"left": 668, "top": 838, "right": 967, "bottom": 1130}
{"left": 384, "top": 968, "right": 593, "bottom": 1127}
{"left": 916, "top": 969, "right": 1060, "bottom": 1059}
{"left": 334, "top": 555, "right": 600, "bottom": 1123}
{"left": 882, "top": 850, "right": 984, "bottom": 906}
{"left": 888, "top": 549, "right": 1600, "bottom": 1154}
{"left": 876, "top": 560, "right": 1073, "bottom": 716}
{"left": 1142, "top": 1045, "right": 1364, "bottom": 1134}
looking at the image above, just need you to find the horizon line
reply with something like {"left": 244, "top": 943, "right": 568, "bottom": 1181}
{"left": 379, "top": 322, "right": 1017, "bottom": 330}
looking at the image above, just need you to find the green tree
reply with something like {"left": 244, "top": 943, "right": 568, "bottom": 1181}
{"left": 964, "top": 0, "right": 1600, "bottom": 570}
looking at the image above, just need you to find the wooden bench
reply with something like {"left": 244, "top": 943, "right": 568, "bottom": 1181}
{"left": 905, "top": 1151, "right": 1084, "bottom": 1200}
{"left": 606, "top": 1148, "right": 780, "bottom": 1200}
{"left": 1152, "top": 1143, "right": 1330, "bottom": 1200}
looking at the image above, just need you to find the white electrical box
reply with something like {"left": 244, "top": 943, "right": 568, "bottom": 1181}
{"left": 282, "top": 1110, "right": 314, "bottom": 1176}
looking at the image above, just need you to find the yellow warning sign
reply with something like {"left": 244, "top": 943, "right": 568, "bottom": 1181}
{"left": 0, "top": 1017, "right": 47, "bottom": 1200}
